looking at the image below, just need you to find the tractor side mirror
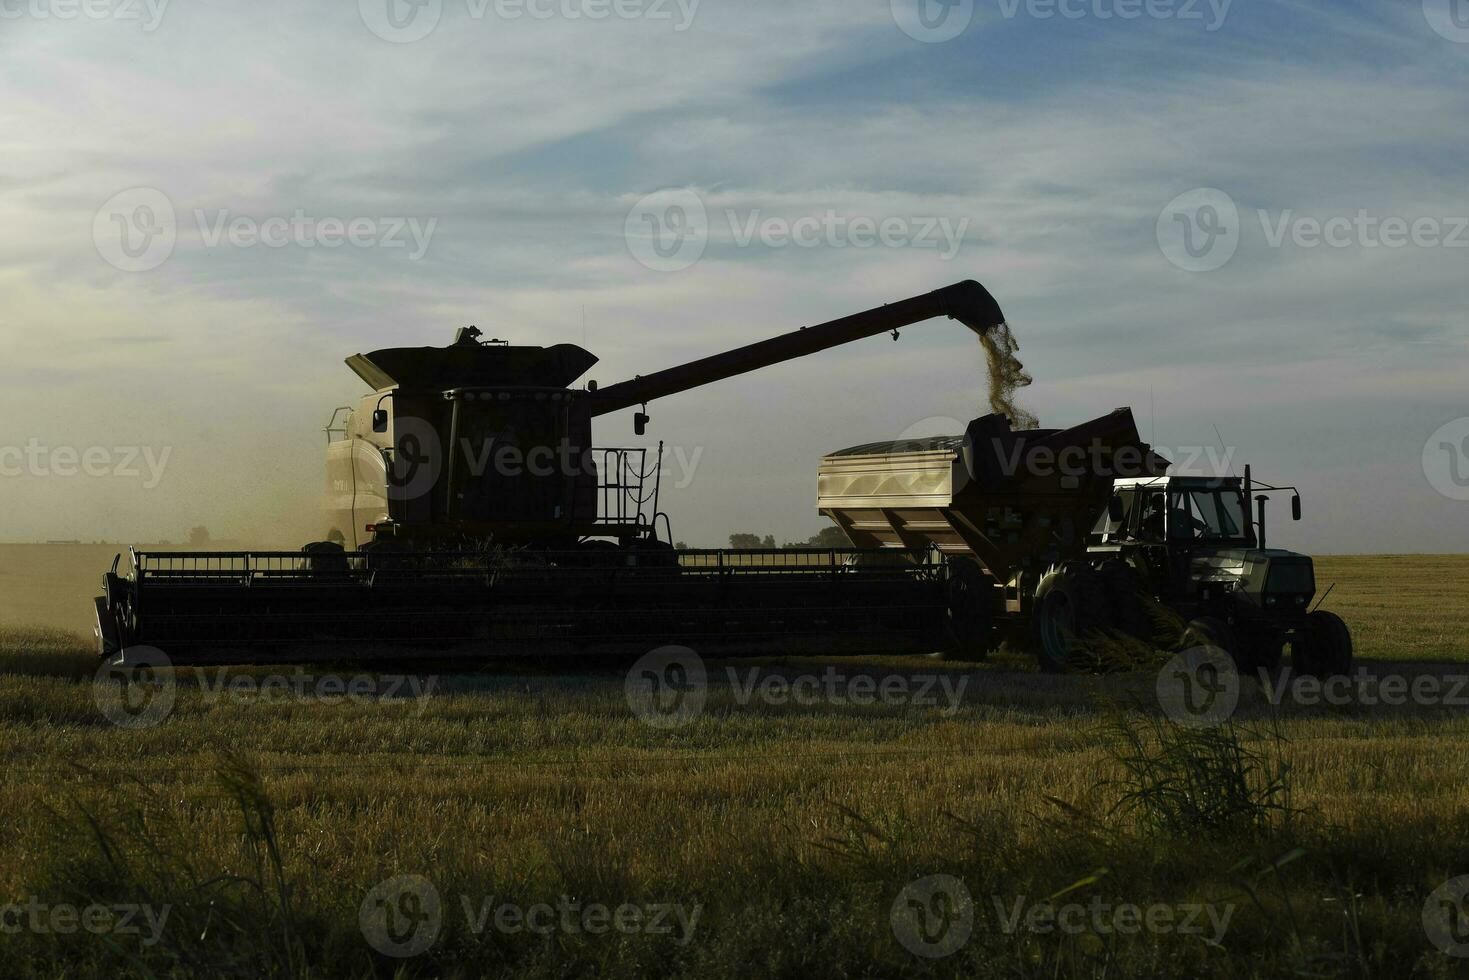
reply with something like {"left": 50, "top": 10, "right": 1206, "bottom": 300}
{"left": 634, "top": 412, "right": 650, "bottom": 437}
{"left": 1107, "top": 496, "right": 1125, "bottom": 524}
{"left": 1291, "top": 495, "right": 1302, "bottom": 521}
{"left": 372, "top": 409, "right": 388, "bottom": 433}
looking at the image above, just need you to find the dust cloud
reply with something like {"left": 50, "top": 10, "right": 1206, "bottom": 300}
{"left": 981, "top": 322, "right": 1038, "bottom": 430}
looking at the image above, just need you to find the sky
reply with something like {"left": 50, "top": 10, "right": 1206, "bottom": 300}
{"left": 0, "top": 0, "right": 1465, "bottom": 553}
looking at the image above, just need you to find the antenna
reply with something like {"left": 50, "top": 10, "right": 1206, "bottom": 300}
{"left": 1211, "top": 423, "right": 1236, "bottom": 477}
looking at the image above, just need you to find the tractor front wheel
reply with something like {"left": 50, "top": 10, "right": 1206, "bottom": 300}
{"left": 1293, "top": 610, "right": 1353, "bottom": 679}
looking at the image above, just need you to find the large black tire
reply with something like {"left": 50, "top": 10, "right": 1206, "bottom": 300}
{"left": 1293, "top": 610, "right": 1353, "bottom": 679}
{"left": 944, "top": 558, "right": 996, "bottom": 659}
{"left": 302, "top": 540, "right": 348, "bottom": 576}
{"left": 630, "top": 538, "right": 681, "bottom": 570}
{"left": 1032, "top": 563, "right": 1107, "bottom": 673}
{"left": 1182, "top": 615, "right": 1239, "bottom": 661}
{"left": 1234, "top": 632, "right": 1284, "bottom": 678}
{"left": 1099, "top": 559, "right": 1149, "bottom": 640}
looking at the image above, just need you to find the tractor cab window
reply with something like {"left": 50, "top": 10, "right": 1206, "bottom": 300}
{"left": 1169, "top": 489, "right": 1249, "bottom": 542}
{"left": 1136, "top": 490, "right": 1168, "bottom": 542}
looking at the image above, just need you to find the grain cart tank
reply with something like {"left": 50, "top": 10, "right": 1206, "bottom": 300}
{"left": 817, "top": 409, "right": 1167, "bottom": 653}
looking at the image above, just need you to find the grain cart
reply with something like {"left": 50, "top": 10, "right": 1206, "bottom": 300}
{"left": 818, "top": 417, "right": 1351, "bottom": 677}
{"left": 96, "top": 282, "right": 1009, "bottom": 664}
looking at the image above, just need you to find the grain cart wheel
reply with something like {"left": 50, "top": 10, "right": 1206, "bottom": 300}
{"left": 1032, "top": 563, "right": 1106, "bottom": 673}
{"left": 944, "top": 558, "right": 995, "bottom": 659}
{"left": 1293, "top": 610, "right": 1353, "bottom": 679}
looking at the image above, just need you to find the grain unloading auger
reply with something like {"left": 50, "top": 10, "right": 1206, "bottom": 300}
{"left": 95, "top": 281, "right": 1051, "bottom": 665}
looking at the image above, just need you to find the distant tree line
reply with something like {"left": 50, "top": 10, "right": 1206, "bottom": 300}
{"left": 727, "top": 525, "right": 849, "bottom": 550}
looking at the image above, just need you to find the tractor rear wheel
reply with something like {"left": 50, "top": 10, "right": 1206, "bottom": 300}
{"left": 1032, "top": 563, "right": 1106, "bottom": 673}
{"left": 1293, "top": 610, "right": 1353, "bottom": 679}
{"left": 1099, "top": 559, "right": 1149, "bottom": 640}
{"left": 1235, "top": 633, "right": 1284, "bottom": 678}
{"left": 1182, "top": 616, "right": 1241, "bottom": 668}
{"left": 944, "top": 558, "right": 996, "bottom": 659}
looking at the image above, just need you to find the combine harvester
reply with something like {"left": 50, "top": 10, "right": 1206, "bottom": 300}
{"left": 94, "top": 280, "right": 1351, "bottom": 677}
